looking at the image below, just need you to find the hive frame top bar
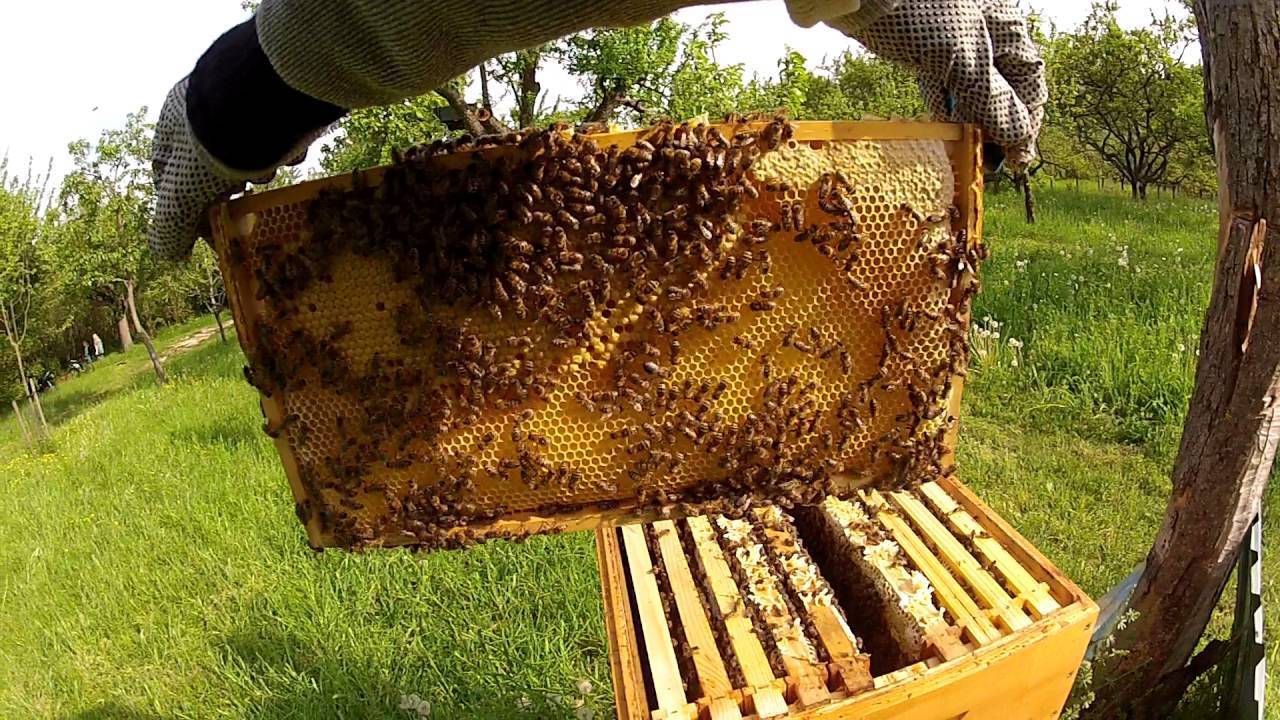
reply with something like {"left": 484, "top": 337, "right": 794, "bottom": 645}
{"left": 213, "top": 120, "right": 985, "bottom": 550}
{"left": 223, "top": 121, "right": 970, "bottom": 220}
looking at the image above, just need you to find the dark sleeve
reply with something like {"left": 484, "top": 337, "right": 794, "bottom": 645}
{"left": 186, "top": 17, "right": 346, "bottom": 173}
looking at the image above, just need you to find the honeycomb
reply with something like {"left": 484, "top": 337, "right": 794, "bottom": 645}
{"left": 211, "top": 119, "right": 984, "bottom": 550}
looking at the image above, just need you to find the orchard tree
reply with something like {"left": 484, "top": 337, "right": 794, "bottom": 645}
{"left": 55, "top": 110, "right": 167, "bottom": 384}
{"left": 319, "top": 97, "right": 451, "bottom": 175}
{"left": 186, "top": 243, "right": 230, "bottom": 343}
{"left": 1048, "top": 3, "right": 1204, "bottom": 199}
{"left": 0, "top": 160, "right": 53, "bottom": 399}
{"left": 555, "top": 19, "right": 686, "bottom": 125}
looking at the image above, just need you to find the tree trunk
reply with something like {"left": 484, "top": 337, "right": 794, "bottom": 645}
{"left": 1, "top": 303, "right": 32, "bottom": 401}
{"left": 11, "top": 399, "right": 33, "bottom": 452}
{"left": 516, "top": 49, "right": 541, "bottom": 129}
{"left": 479, "top": 61, "right": 493, "bottom": 111}
{"left": 1082, "top": 0, "right": 1280, "bottom": 716}
{"left": 1017, "top": 175, "right": 1036, "bottom": 224}
{"left": 434, "top": 85, "right": 488, "bottom": 137}
{"left": 213, "top": 309, "right": 227, "bottom": 343}
{"left": 5, "top": 336, "right": 31, "bottom": 402}
{"left": 117, "top": 314, "right": 133, "bottom": 350}
{"left": 124, "top": 279, "right": 166, "bottom": 385}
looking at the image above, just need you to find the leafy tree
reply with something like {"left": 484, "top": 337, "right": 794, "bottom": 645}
{"left": 826, "top": 51, "right": 924, "bottom": 118}
{"left": 660, "top": 15, "right": 747, "bottom": 121}
{"left": 0, "top": 159, "right": 54, "bottom": 399}
{"left": 54, "top": 109, "right": 168, "bottom": 383}
{"left": 555, "top": 19, "right": 687, "bottom": 124}
{"left": 319, "top": 97, "right": 450, "bottom": 175}
{"left": 1047, "top": 2, "right": 1205, "bottom": 199}
{"left": 318, "top": 15, "right": 749, "bottom": 172}
{"left": 186, "top": 243, "right": 230, "bottom": 343}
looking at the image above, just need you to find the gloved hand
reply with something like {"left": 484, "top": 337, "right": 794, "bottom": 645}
{"left": 825, "top": 0, "right": 1046, "bottom": 169}
{"left": 149, "top": 77, "right": 322, "bottom": 260}
{"left": 149, "top": 78, "right": 249, "bottom": 260}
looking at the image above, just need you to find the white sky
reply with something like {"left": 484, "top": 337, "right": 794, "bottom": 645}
{"left": 0, "top": 0, "right": 1184, "bottom": 184}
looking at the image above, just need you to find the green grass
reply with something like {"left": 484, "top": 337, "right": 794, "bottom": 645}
{"left": 0, "top": 187, "right": 1275, "bottom": 718}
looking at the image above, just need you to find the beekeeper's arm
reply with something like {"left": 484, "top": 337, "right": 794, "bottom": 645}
{"left": 149, "top": 0, "right": 1044, "bottom": 260}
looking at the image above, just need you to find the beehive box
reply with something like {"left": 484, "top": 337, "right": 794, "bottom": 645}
{"left": 596, "top": 477, "right": 1097, "bottom": 719}
{"left": 211, "top": 119, "right": 984, "bottom": 550}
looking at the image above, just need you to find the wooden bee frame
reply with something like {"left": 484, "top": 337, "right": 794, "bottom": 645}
{"left": 211, "top": 121, "right": 985, "bottom": 549}
{"left": 596, "top": 478, "right": 1097, "bottom": 720}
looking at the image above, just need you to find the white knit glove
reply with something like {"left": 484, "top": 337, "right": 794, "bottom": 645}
{"left": 826, "top": 0, "right": 1046, "bottom": 168}
{"left": 149, "top": 78, "right": 318, "bottom": 260}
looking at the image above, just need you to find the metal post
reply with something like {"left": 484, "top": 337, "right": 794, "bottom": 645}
{"left": 1227, "top": 511, "right": 1265, "bottom": 719}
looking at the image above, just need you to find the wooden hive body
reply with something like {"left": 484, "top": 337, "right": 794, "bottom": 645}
{"left": 596, "top": 477, "right": 1097, "bottom": 719}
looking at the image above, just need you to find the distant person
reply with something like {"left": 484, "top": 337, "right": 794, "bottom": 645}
{"left": 146, "top": 0, "right": 1046, "bottom": 260}
{"left": 83, "top": 341, "right": 94, "bottom": 366}
{"left": 92, "top": 333, "right": 105, "bottom": 359}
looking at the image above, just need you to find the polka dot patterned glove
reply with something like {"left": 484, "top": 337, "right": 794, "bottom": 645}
{"left": 149, "top": 78, "right": 251, "bottom": 261}
{"left": 827, "top": 0, "right": 1046, "bottom": 169}
{"left": 149, "top": 78, "right": 316, "bottom": 261}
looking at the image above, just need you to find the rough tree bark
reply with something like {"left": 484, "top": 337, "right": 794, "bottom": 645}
{"left": 515, "top": 50, "right": 541, "bottom": 129}
{"left": 1082, "top": 1, "right": 1279, "bottom": 716}
{"left": 117, "top": 315, "right": 133, "bottom": 350}
{"left": 435, "top": 85, "right": 488, "bottom": 137}
{"left": 123, "top": 279, "right": 167, "bottom": 385}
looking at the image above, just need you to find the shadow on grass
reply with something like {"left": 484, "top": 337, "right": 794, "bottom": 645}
{"left": 63, "top": 703, "right": 168, "bottom": 720}
{"left": 219, "top": 621, "right": 580, "bottom": 720}
{"left": 177, "top": 414, "right": 265, "bottom": 452}
{"left": 34, "top": 363, "right": 157, "bottom": 428}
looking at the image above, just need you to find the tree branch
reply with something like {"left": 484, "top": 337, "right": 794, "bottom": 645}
{"left": 434, "top": 85, "right": 488, "bottom": 137}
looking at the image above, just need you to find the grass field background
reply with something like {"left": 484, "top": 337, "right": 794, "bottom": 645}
{"left": 0, "top": 186, "right": 1274, "bottom": 718}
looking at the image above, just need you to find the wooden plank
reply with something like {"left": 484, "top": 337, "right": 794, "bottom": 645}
{"left": 936, "top": 476, "right": 1088, "bottom": 607}
{"left": 619, "top": 525, "right": 690, "bottom": 718}
{"left": 888, "top": 491, "right": 1032, "bottom": 633}
{"left": 597, "top": 528, "right": 651, "bottom": 720}
{"left": 794, "top": 601, "right": 1098, "bottom": 720}
{"left": 712, "top": 516, "right": 830, "bottom": 709}
{"left": 872, "top": 661, "right": 930, "bottom": 690}
{"left": 866, "top": 491, "right": 1001, "bottom": 646}
{"left": 940, "top": 124, "right": 984, "bottom": 461}
{"left": 919, "top": 482, "right": 1060, "bottom": 619}
{"left": 651, "top": 520, "right": 738, "bottom": 704}
{"left": 706, "top": 697, "right": 744, "bottom": 720}
{"left": 685, "top": 517, "right": 789, "bottom": 718}
{"left": 811, "top": 606, "right": 875, "bottom": 694}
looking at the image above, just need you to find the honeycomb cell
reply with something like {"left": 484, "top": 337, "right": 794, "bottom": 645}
{"left": 213, "top": 120, "right": 979, "bottom": 550}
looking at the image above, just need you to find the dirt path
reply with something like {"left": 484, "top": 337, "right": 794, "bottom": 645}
{"left": 161, "top": 320, "right": 235, "bottom": 360}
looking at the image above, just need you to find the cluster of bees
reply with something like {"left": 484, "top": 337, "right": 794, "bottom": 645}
{"left": 715, "top": 514, "right": 823, "bottom": 675}
{"left": 800, "top": 495, "right": 952, "bottom": 669}
{"left": 234, "top": 115, "right": 985, "bottom": 550}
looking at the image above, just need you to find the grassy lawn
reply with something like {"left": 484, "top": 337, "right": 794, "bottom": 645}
{"left": 1, "top": 186, "right": 1275, "bottom": 718}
